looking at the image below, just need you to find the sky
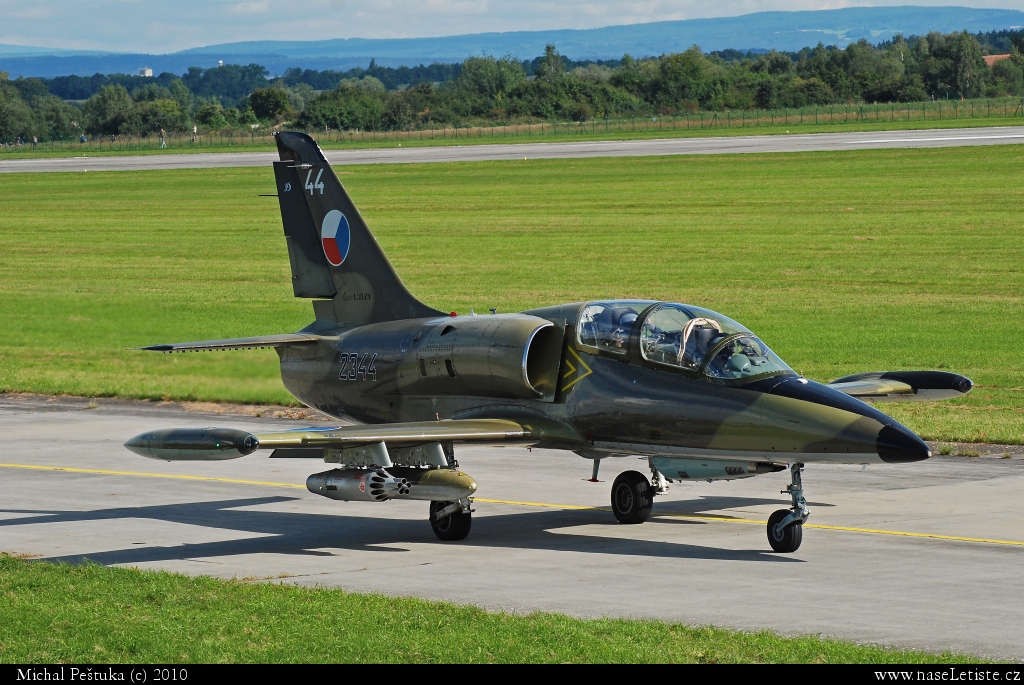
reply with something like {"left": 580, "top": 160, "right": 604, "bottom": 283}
{"left": 1, "top": 0, "right": 1022, "bottom": 53}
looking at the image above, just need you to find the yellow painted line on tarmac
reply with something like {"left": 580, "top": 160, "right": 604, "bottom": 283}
{"left": 481, "top": 498, "right": 1024, "bottom": 548}
{"left": 0, "top": 462, "right": 305, "bottom": 489}
{"left": 5, "top": 462, "right": 1023, "bottom": 548}
{"left": 660, "top": 513, "right": 766, "bottom": 525}
{"left": 654, "top": 511, "right": 1024, "bottom": 546}
{"left": 802, "top": 523, "right": 1024, "bottom": 547}
{"left": 474, "top": 497, "right": 598, "bottom": 511}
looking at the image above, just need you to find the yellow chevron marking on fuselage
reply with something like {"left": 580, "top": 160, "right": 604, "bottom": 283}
{"left": 4, "top": 462, "right": 1022, "bottom": 548}
{"left": 560, "top": 346, "right": 593, "bottom": 392}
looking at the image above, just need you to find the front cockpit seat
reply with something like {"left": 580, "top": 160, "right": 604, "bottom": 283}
{"left": 591, "top": 308, "right": 639, "bottom": 350}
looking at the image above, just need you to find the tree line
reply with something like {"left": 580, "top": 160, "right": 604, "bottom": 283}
{"left": 2, "top": 29, "right": 1023, "bottom": 142}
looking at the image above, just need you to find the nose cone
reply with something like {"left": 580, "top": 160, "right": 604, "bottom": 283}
{"left": 751, "top": 377, "right": 932, "bottom": 464}
{"left": 877, "top": 424, "right": 931, "bottom": 463}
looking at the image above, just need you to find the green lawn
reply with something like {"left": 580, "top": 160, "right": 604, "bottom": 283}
{"left": 0, "top": 145, "right": 1022, "bottom": 442}
{"left": 0, "top": 555, "right": 977, "bottom": 663}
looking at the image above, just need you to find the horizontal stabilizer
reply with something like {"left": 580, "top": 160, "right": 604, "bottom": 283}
{"left": 828, "top": 371, "right": 973, "bottom": 402}
{"left": 136, "top": 333, "right": 324, "bottom": 353}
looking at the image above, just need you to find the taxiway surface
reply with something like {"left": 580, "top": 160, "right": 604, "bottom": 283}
{"left": 4, "top": 126, "right": 1024, "bottom": 173}
{"left": 1, "top": 394, "right": 1023, "bottom": 659}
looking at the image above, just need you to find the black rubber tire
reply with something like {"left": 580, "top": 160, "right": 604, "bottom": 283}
{"left": 610, "top": 471, "right": 653, "bottom": 524}
{"left": 430, "top": 501, "right": 472, "bottom": 541}
{"left": 767, "top": 508, "right": 803, "bottom": 553}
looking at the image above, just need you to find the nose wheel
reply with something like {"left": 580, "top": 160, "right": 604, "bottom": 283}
{"left": 767, "top": 462, "right": 809, "bottom": 553}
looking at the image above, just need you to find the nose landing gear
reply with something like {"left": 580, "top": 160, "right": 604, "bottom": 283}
{"left": 767, "top": 462, "right": 809, "bottom": 553}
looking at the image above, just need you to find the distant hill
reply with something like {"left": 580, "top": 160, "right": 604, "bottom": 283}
{"left": 0, "top": 44, "right": 109, "bottom": 59}
{"left": 3, "top": 6, "right": 1023, "bottom": 78}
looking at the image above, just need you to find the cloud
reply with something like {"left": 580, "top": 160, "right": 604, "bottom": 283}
{"left": 7, "top": 7, "right": 55, "bottom": 20}
{"left": 227, "top": 1, "right": 271, "bottom": 15}
{"left": 2, "top": 0, "right": 1023, "bottom": 53}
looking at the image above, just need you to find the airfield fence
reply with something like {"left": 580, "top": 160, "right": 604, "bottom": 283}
{"left": 5, "top": 96, "right": 1024, "bottom": 153}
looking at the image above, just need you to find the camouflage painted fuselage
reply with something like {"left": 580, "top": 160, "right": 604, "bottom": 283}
{"left": 279, "top": 301, "right": 930, "bottom": 469}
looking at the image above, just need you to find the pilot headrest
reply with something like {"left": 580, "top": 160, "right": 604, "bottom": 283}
{"left": 691, "top": 326, "right": 718, "bottom": 354}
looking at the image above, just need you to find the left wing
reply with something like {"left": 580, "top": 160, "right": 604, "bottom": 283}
{"left": 258, "top": 419, "right": 534, "bottom": 448}
{"left": 828, "top": 371, "right": 973, "bottom": 402}
{"left": 124, "top": 418, "right": 578, "bottom": 462}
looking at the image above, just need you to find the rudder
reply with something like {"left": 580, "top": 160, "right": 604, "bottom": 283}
{"left": 273, "top": 131, "right": 440, "bottom": 325}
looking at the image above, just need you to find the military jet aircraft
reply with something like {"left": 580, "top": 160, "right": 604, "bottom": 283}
{"left": 125, "top": 131, "right": 973, "bottom": 553}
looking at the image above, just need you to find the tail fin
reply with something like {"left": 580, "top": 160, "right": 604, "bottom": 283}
{"left": 273, "top": 131, "right": 440, "bottom": 325}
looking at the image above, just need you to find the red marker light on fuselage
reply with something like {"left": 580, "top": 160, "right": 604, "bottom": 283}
{"left": 450, "top": 312, "right": 457, "bottom": 317}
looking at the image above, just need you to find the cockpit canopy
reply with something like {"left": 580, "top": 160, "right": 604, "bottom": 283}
{"left": 578, "top": 300, "right": 654, "bottom": 354}
{"left": 577, "top": 300, "right": 795, "bottom": 384}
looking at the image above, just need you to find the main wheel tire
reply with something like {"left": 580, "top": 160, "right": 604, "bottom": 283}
{"left": 430, "top": 501, "right": 472, "bottom": 541}
{"left": 611, "top": 471, "right": 653, "bottom": 524}
{"left": 767, "top": 508, "right": 803, "bottom": 553}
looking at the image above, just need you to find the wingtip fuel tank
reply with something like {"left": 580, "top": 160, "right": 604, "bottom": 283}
{"left": 124, "top": 427, "right": 259, "bottom": 461}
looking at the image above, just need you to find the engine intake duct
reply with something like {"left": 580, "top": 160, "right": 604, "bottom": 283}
{"left": 404, "top": 314, "right": 563, "bottom": 401}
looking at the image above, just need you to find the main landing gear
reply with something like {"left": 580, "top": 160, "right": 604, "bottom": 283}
{"left": 610, "top": 470, "right": 654, "bottom": 524}
{"left": 429, "top": 499, "right": 473, "bottom": 541}
{"left": 767, "top": 462, "right": 809, "bottom": 553}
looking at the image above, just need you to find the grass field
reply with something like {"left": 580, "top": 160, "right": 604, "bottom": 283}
{"left": 0, "top": 555, "right": 978, "bottom": 663}
{"left": 2, "top": 114, "right": 1023, "bottom": 159}
{"left": 0, "top": 145, "right": 1022, "bottom": 442}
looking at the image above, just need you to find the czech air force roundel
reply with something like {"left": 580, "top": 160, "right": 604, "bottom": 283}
{"left": 321, "top": 210, "right": 351, "bottom": 266}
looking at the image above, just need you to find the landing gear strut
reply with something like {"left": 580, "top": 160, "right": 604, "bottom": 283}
{"left": 611, "top": 471, "right": 653, "bottom": 524}
{"left": 767, "top": 462, "right": 809, "bottom": 553}
{"left": 650, "top": 465, "right": 668, "bottom": 495}
{"left": 430, "top": 498, "right": 472, "bottom": 541}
